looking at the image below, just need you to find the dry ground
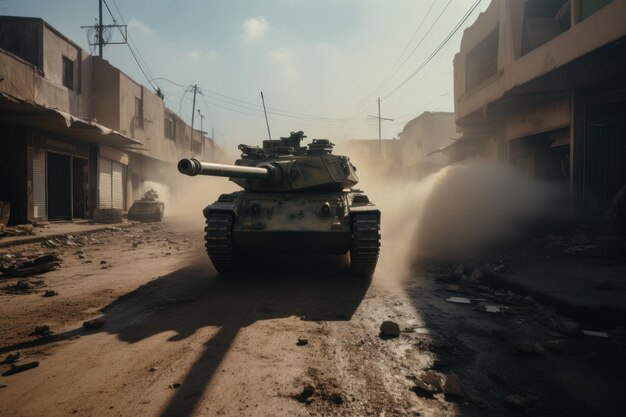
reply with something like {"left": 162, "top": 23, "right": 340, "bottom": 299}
{"left": 0, "top": 219, "right": 624, "bottom": 417}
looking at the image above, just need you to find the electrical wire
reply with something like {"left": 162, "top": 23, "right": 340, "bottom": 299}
{"left": 382, "top": 0, "right": 482, "bottom": 101}
{"left": 102, "top": 0, "right": 160, "bottom": 92}
{"left": 368, "top": 0, "right": 439, "bottom": 99}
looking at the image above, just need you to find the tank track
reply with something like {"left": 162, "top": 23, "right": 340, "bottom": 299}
{"left": 204, "top": 212, "right": 238, "bottom": 274}
{"left": 350, "top": 213, "right": 381, "bottom": 277}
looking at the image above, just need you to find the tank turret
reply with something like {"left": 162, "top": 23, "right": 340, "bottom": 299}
{"left": 178, "top": 131, "right": 359, "bottom": 192}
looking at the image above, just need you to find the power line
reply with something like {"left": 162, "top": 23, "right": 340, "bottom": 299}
{"left": 368, "top": 0, "right": 439, "bottom": 99}
{"left": 382, "top": 0, "right": 482, "bottom": 101}
{"left": 101, "top": 0, "right": 160, "bottom": 92}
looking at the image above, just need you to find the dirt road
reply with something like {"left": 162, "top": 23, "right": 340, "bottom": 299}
{"left": 0, "top": 220, "right": 624, "bottom": 417}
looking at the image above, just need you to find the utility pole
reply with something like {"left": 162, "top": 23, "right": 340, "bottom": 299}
{"left": 368, "top": 97, "right": 394, "bottom": 160}
{"left": 81, "top": 0, "right": 127, "bottom": 58}
{"left": 98, "top": 0, "right": 103, "bottom": 56}
{"left": 190, "top": 84, "right": 198, "bottom": 153}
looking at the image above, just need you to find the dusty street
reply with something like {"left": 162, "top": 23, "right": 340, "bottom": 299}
{"left": 0, "top": 219, "right": 624, "bottom": 417}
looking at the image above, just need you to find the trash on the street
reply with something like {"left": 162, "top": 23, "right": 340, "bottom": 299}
{"left": 446, "top": 296, "right": 471, "bottom": 304}
{"left": 582, "top": 330, "right": 609, "bottom": 338}
{"left": 297, "top": 337, "right": 309, "bottom": 346}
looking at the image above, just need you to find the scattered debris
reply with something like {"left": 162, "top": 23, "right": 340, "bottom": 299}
{"left": 476, "top": 302, "right": 501, "bottom": 313}
{"left": 504, "top": 394, "right": 538, "bottom": 409}
{"left": 0, "top": 254, "right": 60, "bottom": 277}
{"left": 149, "top": 367, "right": 158, "bottom": 372}
{"left": 297, "top": 337, "right": 309, "bottom": 346}
{"left": 83, "top": 317, "right": 106, "bottom": 329}
{"left": 93, "top": 208, "right": 123, "bottom": 224}
{"left": 2, "top": 361, "right": 39, "bottom": 376}
{"left": 582, "top": 330, "right": 609, "bottom": 338}
{"left": 294, "top": 384, "right": 315, "bottom": 404}
{"left": 30, "top": 325, "right": 52, "bottom": 337}
{"left": 412, "top": 370, "right": 444, "bottom": 395}
{"left": 43, "top": 290, "right": 58, "bottom": 297}
{"left": 168, "top": 383, "right": 181, "bottom": 389}
{"left": 414, "top": 335, "right": 448, "bottom": 351}
{"left": 3, "top": 279, "right": 35, "bottom": 293}
{"left": 469, "top": 269, "right": 484, "bottom": 282}
{"left": 446, "top": 297, "right": 471, "bottom": 304}
{"left": 380, "top": 320, "right": 401, "bottom": 338}
{"left": 443, "top": 373, "right": 464, "bottom": 398}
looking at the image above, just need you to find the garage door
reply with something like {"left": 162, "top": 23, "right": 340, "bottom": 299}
{"left": 98, "top": 157, "right": 125, "bottom": 209}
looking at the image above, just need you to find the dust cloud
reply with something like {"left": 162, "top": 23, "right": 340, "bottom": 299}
{"left": 354, "top": 157, "right": 565, "bottom": 281}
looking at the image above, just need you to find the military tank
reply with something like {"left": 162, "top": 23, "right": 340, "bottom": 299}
{"left": 127, "top": 189, "right": 164, "bottom": 222}
{"left": 178, "top": 131, "right": 380, "bottom": 276}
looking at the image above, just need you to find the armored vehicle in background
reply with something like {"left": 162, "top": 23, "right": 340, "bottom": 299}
{"left": 127, "top": 189, "right": 164, "bottom": 222}
{"left": 178, "top": 131, "right": 380, "bottom": 276}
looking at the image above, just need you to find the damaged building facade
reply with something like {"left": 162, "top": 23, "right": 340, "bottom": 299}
{"left": 0, "top": 16, "right": 219, "bottom": 225}
{"left": 398, "top": 112, "right": 460, "bottom": 178}
{"left": 453, "top": 0, "right": 626, "bottom": 227}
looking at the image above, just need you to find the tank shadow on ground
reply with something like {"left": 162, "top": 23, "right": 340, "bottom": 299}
{"left": 1, "top": 254, "right": 371, "bottom": 417}
{"left": 107, "top": 254, "right": 370, "bottom": 417}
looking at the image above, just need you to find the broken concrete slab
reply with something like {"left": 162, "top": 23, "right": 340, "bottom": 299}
{"left": 446, "top": 297, "right": 471, "bottom": 304}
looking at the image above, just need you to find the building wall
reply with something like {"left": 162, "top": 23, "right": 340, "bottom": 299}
{"left": 0, "top": 49, "right": 39, "bottom": 99}
{"left": 0, "top": 17, "right": 42, "bottom": 68}
{"left": 398, "top": 112, "right": 460, "bottom": 177}
{"left": 454, "top": 0, "right": 626, "bottom": 124}
{"left": 453, "top": 0, "right": 626, "bottom": 227}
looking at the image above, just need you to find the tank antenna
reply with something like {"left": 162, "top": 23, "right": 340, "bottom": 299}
{"left": 261, "top": 91, "right": 272, "bottom": 141}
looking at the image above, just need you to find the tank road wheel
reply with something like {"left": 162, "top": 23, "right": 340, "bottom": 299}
{"left": 204, "top": 212, "right": 238, "bottom": 274}
{"left": 349, "top": 213, "right": 381, "bottom": 277}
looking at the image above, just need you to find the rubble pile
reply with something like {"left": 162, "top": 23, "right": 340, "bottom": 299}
{"left": 0, "top": 253, "right": 61, "bottom": 277}
{"left": 41, "top": 234, "right": 87, "bottom": 248}
{"left": 0, "top": 224, "right": 36, "bottom": 239}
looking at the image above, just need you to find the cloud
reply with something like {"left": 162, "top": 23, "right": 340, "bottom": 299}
{"left": 241, "top": 16, "right": 269, "bottom": 41}
{"left": 268, "top": 47, "right": 297, "bottom": 79}
{"left": 187, "top": 50, "right": 218, "bottom": 60}
{"left": 127, "top": 18, "right": 154, "bottom": 35}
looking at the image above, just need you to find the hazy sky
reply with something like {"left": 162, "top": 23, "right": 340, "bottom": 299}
{"left": 3, "top": 0, "right": 488, "bottom": 146}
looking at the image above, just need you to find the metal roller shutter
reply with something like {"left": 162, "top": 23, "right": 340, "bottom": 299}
{"left": 33, "top": 149, "right": 47, "bottom": 218}
{"left": 47, "top": 152, "right": 71, "bottom": 220}
{"left": 99, "top": 157, "right": 112, "bottom": 208}
{"left": 111, "top": 161, "right": 124, "bottom": 209}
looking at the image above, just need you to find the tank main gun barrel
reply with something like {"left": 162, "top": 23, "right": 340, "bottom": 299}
{"left": 178, "top": 158, "right": 272, "bottom": 180}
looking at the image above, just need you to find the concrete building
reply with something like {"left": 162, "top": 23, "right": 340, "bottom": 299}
{"left": 397, "top": 112, "right": 460, "bottom": 178}
{"left": 0, "top": 16, "right": 218, "bottom": 225}
{"left": 452, "top": 0, "right": 626, "bottom": 227}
